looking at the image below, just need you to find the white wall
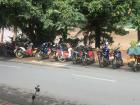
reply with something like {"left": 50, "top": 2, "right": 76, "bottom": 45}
{"left": 0, "top": 28, "right": 14, "bottom": 43}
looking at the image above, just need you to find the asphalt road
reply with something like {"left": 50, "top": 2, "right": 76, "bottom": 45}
{"left": 0, "top": 61, "right": 140, "bottom": 105}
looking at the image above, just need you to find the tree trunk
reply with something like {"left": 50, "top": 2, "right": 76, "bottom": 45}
{"left": 0, "top": 27, "right": 4, "bottom": 43}
{"left": 0, "top": 29, "right": 1, "bottom": 43}
{"left": 84, "top": 35, "right": 88, "bottom": 46}
{"left": 138, "top": 28, "right": 140, "bottom": 42}
{"left": 62, "top": 27, "right": 67, "bottom": 42}
{"left": 13, "top": 26, "right": 17, "bottom": 42}
{"left": 95, "top": 28, "right": 101, "bottom": 48}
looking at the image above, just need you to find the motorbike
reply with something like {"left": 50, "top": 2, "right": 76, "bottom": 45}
{"left": 127, "top": 44, "right": 140, "bottom": 72}
{"left": 55, "top": 43, "right": 70, "bottom": 62}
{"left": 81, "top": 46, "right": 95, "bottom": 66}
{"left": 128, "top": 55, "right": 140, "bottom": 72}
{"left": 72, "top": 47, "right": 82, "bottom": 64}
{"left": 112, "top": 47, "right": 123, "bottom": 69}
{"left": 48, "top": 44, "right": 59, "bottom": 61}
{"left": 35, "top": 42, "right": 51, "bottom": 60}
{"left": 1, "top": 42, "right": 15, "bottom": 57}
{"left": 14, "top": 43, "right": 37, "bottom": 58}
{"left": 97, "top": 46, "right": 110, "bottom": 68}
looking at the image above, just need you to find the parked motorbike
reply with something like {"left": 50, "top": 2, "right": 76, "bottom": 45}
{"left": 127, "top": 43, "right": 140, "bottom": 72}
{"left": 97, "top": 45, "right": 110, "bottom": 68}
{"left": 14, "top": 43, "right": 37, "bottom": 58}
{"left": 128, "top": 56, "right": 140, "bottom": 72}
{"left": 48, "top": 44, "right": 59, "bottom": 61}
{"left": 35, "top": 42, "right": 51, "bottom": 60}
{"left": 1, "top": 42, "right": 15, "bottom": 57}
{"left": 112, "top": 47, "right": 123, "bottom": 69}
{"left": 72, "top": 46, "right": 82, "bottom": 64}
{"left": 55, "top": 43, "right": 69, "bottom": 62}
{"left": 81, "top": 46, "right": 95, "bottom": 66}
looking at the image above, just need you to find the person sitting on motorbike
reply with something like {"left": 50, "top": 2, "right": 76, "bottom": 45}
{"left": 102, "top": 41, "right": 110, "bottom": 61}
{"left": 67, "top": 43, "right": 73, "bottom": 60}
{"left": 40, "top": 42, "right": 50, "bottom": 54}
{"left": 58, "top": 38, "right": 65, "bottom": 57}
{"left": 41, "top": 42, "right": 48, "bottom": 48}
{"left": 87, "top": 45, "right": 94, "bottom": 59}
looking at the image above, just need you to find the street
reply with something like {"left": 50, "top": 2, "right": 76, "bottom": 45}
{"left": 0, "top": 60, "right": 140, "bottom": 105}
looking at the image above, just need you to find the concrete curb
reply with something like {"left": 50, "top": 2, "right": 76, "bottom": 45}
{"left": 0, "top": 57, "right": 131, "bottom": 71}
{"left": 0, "top": 57, "right": 69, "bottom": 67}
{"left": 0, "top": 99, "right": 19, "bottom": 105}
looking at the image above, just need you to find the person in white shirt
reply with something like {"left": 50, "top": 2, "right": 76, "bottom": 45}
{"left": 67, "top": 43, "right": 73, "bottom": 59}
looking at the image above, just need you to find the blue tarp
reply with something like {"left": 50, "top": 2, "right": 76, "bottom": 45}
{"left": 127, "top": 47, "right": 140, "bottom": 55}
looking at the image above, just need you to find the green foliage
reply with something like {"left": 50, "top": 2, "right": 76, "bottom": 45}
{"left": 70, "top": 0, "right": 133, "bottom": 47}
{"left": 130, "top": 40, "right": 138, "bottom": 48}
{"left": 130, "top": 0, "right": 140, "bottom": 28}
{"left": 0, "top": 0, "right": 138, "bottom": 47}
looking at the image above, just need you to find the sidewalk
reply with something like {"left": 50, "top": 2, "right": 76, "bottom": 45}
{"left": 0, "top": 57, "right": 70, "bottom": 67}
{"left": 0, "top": 99, "right": 19, "bottom": 105}
{"left": 0, "top": 49, "right": 131, "bottom": 67}
{"left": 0, "top": 56, "right": 134, "bottom": 72}
{"left": 0, "top": 56, "right": 131, "bottom": 68}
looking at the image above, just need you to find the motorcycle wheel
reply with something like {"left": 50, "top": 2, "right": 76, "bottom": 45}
{"left": 128, "top": 61, "right": 135, "bottom": 67}
{"left": 91, "top": 58, "right": 95, "bottom": 64}
{"left": 49, "top": 52, "right": 57, "bottom": 62}
{"left": 112, "top": 59, "right": 117, "bottom": 69}
{"left": 120, "top": 59, "right": 124, "bottom": 66}
{"left": 57, "top": 56, "right": 65, "bottom": 62}
{"left": 132, "top": 63, "right": 139, "bottom": 72}
{"left": 15, "top": 49, "right": 24, "bottom": 58}
{"left": 82, "top": 58, "right": 88, "bottom": 66}
{"left": 99, "top": 57, "right": 104, "bottom": 68}
{"left": 50, "top": 56, "right": 57, "bottom": 62}
{"left": 72, "top": 58, "right": 77, "bottom": 64}
{"left": 35, "top": 52, "right": 43, "bottom": 60}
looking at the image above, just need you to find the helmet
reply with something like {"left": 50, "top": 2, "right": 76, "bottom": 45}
{"left": 30, "top": 43, "right": 33, "bottom": 46}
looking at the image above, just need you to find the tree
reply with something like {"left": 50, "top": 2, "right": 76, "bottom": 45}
{"left": 0, "top": 0, "right": 9, "bottom": 42}
{"left": 0, "top": 0, "right": 26, "bottom": 42}
{"left": 0, "top": 0, "right": 85, "bottom": 45}
{"left": 129, "top": 0, "right": 140, "bottom": 41}
{"left": 41, "top": 0, "right": 85, "bottom": 42}
{"left": 71, "top": 0, "right": 133, "bottom": 48}
{"left": 0, "top": 0, "right": 134, "bottom": 47}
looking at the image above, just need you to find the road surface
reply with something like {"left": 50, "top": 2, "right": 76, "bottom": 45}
{"left": 0, "top": 60, "right": 140, "bottom": 105}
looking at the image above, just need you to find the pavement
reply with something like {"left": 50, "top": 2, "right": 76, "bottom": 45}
{"left": 0, "top": 56, "right": 137, "bottom": 105}
{"left": 0, "top": 85, "right": 79, "bottom": 105}
{"left": 0, "top": 60, "right": 140, "bottom": 105}
{"left": 0, "top": 100, "right": 19, "bottom": 105}
{"left": 0, "top": 99, "right": 18, "bottom": 105}
{"left": 0, "top": 57, "right": 70, "bottom": 67}
{"left": 0, "top": 56, "right": 131, "bottom": 70}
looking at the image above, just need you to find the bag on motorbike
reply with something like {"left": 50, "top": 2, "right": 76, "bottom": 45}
{"left": 25, "top": 49, "right": 33, "bottom": 56}
{"left": 88, "top": 51, "right": 94, "bottom": 58}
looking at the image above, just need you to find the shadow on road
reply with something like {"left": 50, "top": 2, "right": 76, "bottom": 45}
{"left": 0, "top": 85, "right": 84, "bottom": 105}
{"left": 0, "top": 56, "right": 15, "bottom": 62}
